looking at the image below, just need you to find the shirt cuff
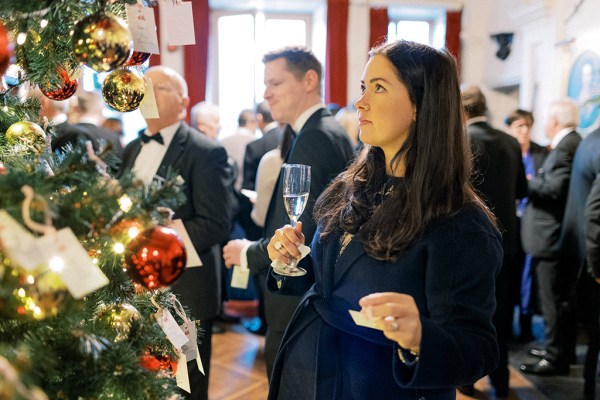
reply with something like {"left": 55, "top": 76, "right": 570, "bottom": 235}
{"left": 240, "top": 242, "right": 251, "bottom": 271}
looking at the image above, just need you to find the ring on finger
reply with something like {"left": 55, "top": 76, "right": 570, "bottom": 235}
{"left": 274, "top": 241, "right": 282, "bottom": 250}
{"left": 390, "top": 319, "right": 399, "bottom": 331}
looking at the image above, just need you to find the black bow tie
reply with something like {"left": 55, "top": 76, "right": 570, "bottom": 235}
{"left": 140, "top": 132, "right": 164, "bottom": 145}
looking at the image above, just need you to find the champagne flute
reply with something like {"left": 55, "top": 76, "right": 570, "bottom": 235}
{"left": 276, "top": 163, "right": 311, "bottom": 276}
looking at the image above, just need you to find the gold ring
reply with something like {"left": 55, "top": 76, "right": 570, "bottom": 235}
{"left": 274, "top": 241, "right": 282, "bottom": 250}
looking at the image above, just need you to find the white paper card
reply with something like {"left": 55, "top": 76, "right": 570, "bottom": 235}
{"left": 125, "top": 4, "right": 160, "bottom": 54}
{"left": 0, "top": 210, "right": 45, "bottom": 271}
{"left": 36, "top": 228, "right": 109, "bottom": 299}
{"left": 171, "top": 219, "right": 202, "bottom": 268}
{"left": 179, "top": 320, "right": 205, "bottom": 375}
{"left": 175, "top": 351, "right": 190, "bottom": 393}
{"left": 348, "top": 309, "right": 383, "bottom": 331}
{"left": 162, "top": 1, "right": 196, "bottom": 46}
{"left": 140, "top": 77, "right": 159, "bottom": 119}
{"left": 230, "top": 265, "right": 250, "bottom": 289}
{"left": 155, "top": 307, "right": 190, "bottom": 349}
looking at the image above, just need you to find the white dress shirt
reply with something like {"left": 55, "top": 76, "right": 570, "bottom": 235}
{"left": 133, "top": 122, "right": 180, "bottom": 186}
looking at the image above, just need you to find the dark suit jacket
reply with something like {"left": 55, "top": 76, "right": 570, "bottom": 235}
{"left": 120, "top": 122, "right": 236, "bottom": 320}
{"left": 468, "top": 121, "right": 528, "bottom": 257}
{"left": 266, "top": 207, "right": 501, "bottom": 399}
{"left": 530, "top": 141, "right": 550, "bottom": 174}
{"left": 77, "top": 122, "right": 124, "bottom": 159}
{"left": 242, "top": 126, "right": 283, "bottom": 190}
{"left": 51, "top": 121, "right": 93, "bottom": 153}
{"left": 561, "top": 128, "right": 600, "bottom": 278}
{"left": 522, "top": 130, "right": 582, "bottom": 258}
{"left": 246, "top": 108, "right": 354, "bottom": 333}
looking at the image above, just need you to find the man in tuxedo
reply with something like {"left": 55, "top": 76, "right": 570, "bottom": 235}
{"left": 223, "top": 46, "right": 354, "bottom": 379}
{"left": 119, "top": 66, "right": 236, "bottom": 400}
{"left": 520, "top": 98, "right": 582, "bottom": 376}
{"left": 560, "top": 127, "right": 600, "bottom": 396}
{"left": 460, "top": 86, "right": 528, "bottom": 398}
{"left": 242, "top": 101, "right": 283, "bottom": 191}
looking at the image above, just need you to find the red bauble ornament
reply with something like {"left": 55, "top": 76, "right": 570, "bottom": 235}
{"left": 40, "top": 70, "right": 78, "bottom": 101}
{"left": 0, "top": 161, "right": 6, "bottom": 175}
{"left": 125, "top": 50, "right": 151, "bottom": 67}
{"left": 124, "top": 226, "right": 186, "bottom": 289}
{"left": 0, "top": 21, "right": 10, "bottom": 76}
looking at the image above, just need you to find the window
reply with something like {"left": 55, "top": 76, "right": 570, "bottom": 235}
{"left": 387, "top": 6, "right": 446, "bottom": 49}
{"left": 210, "top": 10, "right": 312, "bottom": 136}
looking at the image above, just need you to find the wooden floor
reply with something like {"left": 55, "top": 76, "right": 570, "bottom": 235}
{"left": 208, "top": 322, "right": 549, "bottom": 400}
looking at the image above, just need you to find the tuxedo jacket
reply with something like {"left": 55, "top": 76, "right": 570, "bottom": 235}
{"left": 51, "top": 121, "right": 93, "bottom": 153}
{"left": 242, "top": 125, "right": 283, "bottom": 190}
{"left": 468, "top": 121, "right": 528, "bottom": 257}
{"left": 120, "top": 122, "right": 236, "bottom": 320}
{"left": 246, "top": 108, "right": 354, "bottom": 332}
{"left": 560, "top": 128, "right": 600, "bottom": 278}
{"left": 521, "top": 131, "right": 582, "bottom": 258}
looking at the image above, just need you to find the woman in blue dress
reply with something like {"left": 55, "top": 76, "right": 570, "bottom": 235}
{"left": 266, "top": 40, "right": 502, "bottom": 400}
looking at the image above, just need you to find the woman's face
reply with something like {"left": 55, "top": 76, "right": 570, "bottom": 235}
{"left": 354, "top": 55, "right": 416, "bottom": 164}
{"left": 508, "top": 117, "right": 532, "bottom": 147}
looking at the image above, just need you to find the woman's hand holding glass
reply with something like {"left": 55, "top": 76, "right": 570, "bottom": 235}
{"left": 359, "top": 292, "right": 422, "bottom": 354}
{"left": 268, "top": 222, "right": 306, "bottom": 273}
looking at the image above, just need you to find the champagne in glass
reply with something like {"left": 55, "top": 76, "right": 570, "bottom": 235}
{"left": 276, "top": 163, "right": 311, "bottom": 276}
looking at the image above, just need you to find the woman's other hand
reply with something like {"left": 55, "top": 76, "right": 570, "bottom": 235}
{"left": 359, "top": 292, "right": 422, "bottom": 354}
{"left": 268, "top": 222, "right": 305, "bottom": 264}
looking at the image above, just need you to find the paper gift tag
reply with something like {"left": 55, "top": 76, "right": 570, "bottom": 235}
{"left": 348, "top": 309, "right": 383, "bottom": 331}
{"left": 140, "top": 77, "right": 159, "bottom": 119}
{"left": 162, "top": 1, "right": 196, "bottom": 46}
{"left": 155, "top": 307, "right": 189, "bottom": 349}
{"left": 230, "top": 265, "right": 249, "bottom": 289}
{"left": 125, "top": 4, "right": 160, "bottom": 54}
{"left": 0, "top": 210, "right": 45, "bottom": 270}
{"left": 180, "top": 320, "right": 204, "bottom": 375}
{"left": 170, "top": 219, "right": 202, "bottom": 268}
{"left": 175, "top": 351, "right": 190, "bottom": 393}
{"left": 36, "top": 228, "right": 109, "bottom": 299}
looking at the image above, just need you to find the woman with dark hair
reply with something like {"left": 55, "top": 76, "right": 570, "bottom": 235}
{"left": 266, "top": 40, "right": 502, "bottom": 399}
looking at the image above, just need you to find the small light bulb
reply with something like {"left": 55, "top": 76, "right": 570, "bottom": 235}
{"left": 17, "top": 32, "right": 27, "bottom": 45}
{"left": 49, "top": 256, "right": 64, "bottom": 272}
{"left": 118, "top": 195, "right": 133, "bottom": 212}
{"left": 40, "top": 19, "right": 48, "bottom": 28}
{"left": 127, "top": 226, "right": 139, "bottom": 238}
{"left": 26, "top": 275, "right": 35, "bottom": 284}
{"left": 113, "top": 243, "right": 125, "bottom": 254}
{"left": 17, "top": 288, "right": 26, "bottom": 297}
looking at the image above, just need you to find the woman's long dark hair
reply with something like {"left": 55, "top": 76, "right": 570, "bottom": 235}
{"left": 313, "top": 40, "right": 492, "bottom": 261}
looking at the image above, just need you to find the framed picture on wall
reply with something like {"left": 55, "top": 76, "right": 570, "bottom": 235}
{"left": 567, "top": 50, "right": 600, "bottom": 135}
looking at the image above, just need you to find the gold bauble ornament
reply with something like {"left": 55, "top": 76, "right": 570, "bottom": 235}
{"left": 95, "top": 303, "right": 142, "bottom": 342}
{"left": 0, "top": 259, "right": 69, "bottom": 320}
{"left": 71, "top": 13, "right": 132, "bottom": 72}
{"left": 102, "top": 69, "right": 145, "bottom": 112}
{"left": 4, "top": 121, "right": 47, "bottom": 151}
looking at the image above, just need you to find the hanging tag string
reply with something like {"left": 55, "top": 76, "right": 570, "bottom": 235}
{"left": 20, "top": 185, "right": 57, "bottom": 237}
{"left": 86, "top": 141, "right": 109, "bottom": 177}
{"left": 169, "top": 294, "right": 189, "bottom": 323}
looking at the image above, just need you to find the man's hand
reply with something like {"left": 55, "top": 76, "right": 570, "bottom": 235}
{"left": 223, "top": 239, "right": 252, "bottom": 268}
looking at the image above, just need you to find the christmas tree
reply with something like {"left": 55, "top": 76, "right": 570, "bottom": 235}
{"left": 0, "top": 1, "right": 194, "bottom": 398}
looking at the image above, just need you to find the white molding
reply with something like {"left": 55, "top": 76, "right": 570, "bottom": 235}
{"left": 510, "top": 0, "right": 550, "bottom": 25}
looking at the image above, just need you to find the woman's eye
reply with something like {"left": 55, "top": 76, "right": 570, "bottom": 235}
{"left": 375, "top": 84, "right": 385, "bottom": 92}
{"left": 360, "top": 84, "right": 366, "bottom": 94}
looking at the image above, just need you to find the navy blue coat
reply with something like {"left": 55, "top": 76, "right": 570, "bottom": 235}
{"left": 267, "top": 206, "right": 502, "bottom": 399}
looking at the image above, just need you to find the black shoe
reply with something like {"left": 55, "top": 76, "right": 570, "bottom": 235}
{"left": 528, "top": 348, "right": 548, "bottom": 358}
{"left": 216, "top": 313, "right": 240, "bottom": 324}
{"left": 520, "top": 358, "right": 569, "bottom": 376}
{"left": 212, "top": 324, "right": 225, "bottom": 334}
{"left": 457, "top": 384, "right": 474, "bottom": 396}
{"left": 494, "top": 386, "right": 509, "bottom": 398}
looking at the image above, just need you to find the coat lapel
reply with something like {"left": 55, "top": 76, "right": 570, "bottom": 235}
{"left": 156, "top": 123, "right": 188, "bottom": 179}
{"left": 332, "top": 232, "right": 366, "bottom": 284}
